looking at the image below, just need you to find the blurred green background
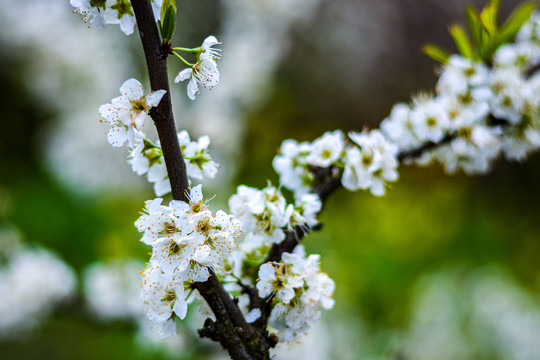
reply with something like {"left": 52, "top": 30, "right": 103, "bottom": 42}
{"left": 1, "top": 0, "right": 540, "bottom": 359}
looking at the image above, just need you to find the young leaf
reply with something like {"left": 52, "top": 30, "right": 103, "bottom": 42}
{"left": 465, "top": 4, "right": 482, "bottom": 46}
{"left": 498, "top": 2, "right": 537, "bottom": 44}
{"left": 161, "top": 5, "right": 176, "bottom": 43}
{"left": 449, "top": 24, "right": 475, "bottom": 59}
{"left": 160, "top": 0, "right": 177, "bottom": 25}
{"left": 480, "top": 4, "right": 498, "bottom": 36}
{"left": 488, "top": 0, "right": 501, "bottom": 18}
{"left": 422, "top": 44, "right": 450, "bottom": 63}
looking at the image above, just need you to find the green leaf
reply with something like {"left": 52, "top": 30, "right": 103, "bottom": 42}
{"left": 422, "top": 44, "right": 450, "bottom": 63}
{"left": 480, "top": 4, "right": 498, "bottom": 36}
{"left": 160, "top": 5, "right": 176, "bottom": 43}
{"left": 498, "top": 2, "right": 537, "bottom": 44}
{"left": 449, "top": 24, "right": 475, "bottom": 59}
{"left": 160, "top": 0, "right": 177, "bottom": 24}
{"left": 488, "top": 0, "right": 501, "bottom": 17}
{"left": 465, "top": 4, "right": 482, "bottom": 46}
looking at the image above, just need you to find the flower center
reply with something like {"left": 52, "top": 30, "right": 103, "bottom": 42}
{"left": 191, "top": 202, "right": 203, "bottom": 213}
{"left": 169, "top": 241, "right": 185, "bottom": 255}
{"left": 361, "top": 154, "right": 373, "bottom": 166}
{"left": 111, "top": 0, "right": 134, "bottom": 18}
{"left": 163, "top": 222, "right": 176, "bottom": 235}
{"left": 130, "top": 99, "right": 147, "bottom": 113}
{"left": 197, "top": 219, "right": 211, "bottom": 234}
{"left": 90, "top": 0, "right": 107, "bottom": 9}
{"left": 162, "top": 289, "right": 176, "bottom": 303}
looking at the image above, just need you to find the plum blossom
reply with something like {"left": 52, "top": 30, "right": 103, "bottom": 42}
{"left": 257, "top": 246, "right": 335, "bottom": 342}
{"left": 99, "top": 78, "right": 165, "bottom": 147}
{"left": 343, "top": 130, "right": 399, "bottom": 196}
{"left": 71, "top": 0, "right": 163, "bottom": 36}
{"left": 174, "top": 36, "right": 222, "bottom": 100}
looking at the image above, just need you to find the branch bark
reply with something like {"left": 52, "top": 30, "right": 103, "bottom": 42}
{"left": 131, "top": 0, "right": 189, "bottom": 202}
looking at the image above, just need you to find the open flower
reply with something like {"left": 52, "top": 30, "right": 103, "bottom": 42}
{"left": 174, "top": 36, "right": 222, "bottom": 100}
{"left": 175, "top": 57, "right": 220, "bottom": 100}
{"left": 201, "top": 36, "right": 222, "bottom": 61}
{"left": 99, "top": 78, "right": 165, "bottom": 147}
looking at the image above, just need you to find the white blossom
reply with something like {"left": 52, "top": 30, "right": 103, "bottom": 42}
{"left": 178, "top": 130, "right": 219, "bottom": 181}
{"left": 343, "top": 130, "right": 399, "bottom": 196}
{"left": 99, "top": 78, "right": 165, "bottom": 148}
{"left": 140, "top": 261, "right": 186, "bottom": 338}
{"left": 273, "top": 139, "right": 314, "bottom": 197}
{"left": 257, "top": 246, "right": 335, "bottom": 343}
{"left": 305, "top": 130, "right": 345, "bottom": 167}
{"left": 175, "top": 37, "right": 222, "bottom": 100}
{"left": 71, "top": 0, "right": 163, "bottom": 36}
{"left": 83, "top": 259, "right": 144, "bottom": 320}
{"left": 0, "top": 246, "right": 76, "bottom": 337}
{"left": 70, "top": 0, "right": 106, "bottom": 29}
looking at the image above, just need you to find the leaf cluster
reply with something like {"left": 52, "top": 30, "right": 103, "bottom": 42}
{"left": 423, "top": 0, "right": 537, "bottom": 64}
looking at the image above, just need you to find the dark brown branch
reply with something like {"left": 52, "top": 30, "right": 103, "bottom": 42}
{"left": 131, "top": 1, "right": 272, "bottom": 358}
{"left": 131, "top": 0, "right": 189, "bottom": 202}
{"left": 397, "top": 132, "right": 455, "bottom": 162}
{"left": 526, "top": 61, "right": 540, "bottom": 78}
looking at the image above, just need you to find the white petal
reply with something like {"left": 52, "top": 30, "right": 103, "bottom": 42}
{"left": 146, "top": 90, "right": 167, "bottom": 107}
{"left": 245, "top": 308, "right": 261, "bottom": 323}
{"left": 119, "top": 15, "right": 137, "bottom": 35}
{"left": 173, "top": 298, "right": 188, "bottom": 319}
{"left": 106, "top": 126, "right": 129, "bottom": 147}
{"left": 159, "top": 319, "right": 177, "bottom": 338}
{"left": 120, "top": 78, "right": 144, "bottom": 100}
{"left": 154, "top": 180, "right": 172, "bottom": 197}
{"left": 175, "top": 68, "right": 192, "bottom": 83}
{"left": 370, "top": 180, "right": 385, "bottom": 196}
{"left": 202, "top": 36, "right": 219, "bottom": 50}
{"left": 187, "top": 78, "right": 198, "bottom": 100}
{"left": 99, "top": 103, "right": 119, "bottom": 123}
{"left": 190, "top": 184, "right": 203, "bottom": 203}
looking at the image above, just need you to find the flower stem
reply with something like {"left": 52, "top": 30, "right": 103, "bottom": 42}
{"left": 172, "top": 51, "right": 194, "bottom": 68}
{"left": 172, "top": 46, "right": 202, "bottom": 53}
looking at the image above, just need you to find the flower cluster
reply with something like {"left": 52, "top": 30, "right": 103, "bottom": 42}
{"left": 229, "top": 184, "right": 321, "bottom": 250}
{"left": 256, "top": 246, "right": 335, "bottom": 342}
{"left": 381, "top": 12, "right": 540, "bottom": 174}
{"left": 177, "top": 130, "right": 219, "bottom": 181}
{"left": 174, "top": 36, "right": 222, "bottom": 100}
{"left": 135, "top": 185, "right": 242, "bottom": 337}
{"left": 343, "top": 130, "right": 399, "bottom": 195}
{"left": 273, "top": 129, "right": 399, "bottom": 197}
{"left": 100, "top": 79, "right": 219, "bottom": 196}
{"left": 128, "top": 130, "right": 219, "bottom": 196}
{"left": 99, "top": 78, "right": 166, "bottom": 148}
{"left": 0, "top": 246, "right": 76, "bottom": 337}
{"left": 83, "top": 259, "right": 144, "bottom": 321}
{"left": 70, "top": 0, "right": 162, "bottom": 35}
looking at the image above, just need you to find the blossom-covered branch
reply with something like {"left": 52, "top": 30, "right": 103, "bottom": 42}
{"left": 129, "top": 1, "right": 273, "bottom": 358}
{"left": 74, "top": 0, "right": 540, "bottom": 359}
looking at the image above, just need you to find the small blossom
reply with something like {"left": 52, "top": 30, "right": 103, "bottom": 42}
{"left": 305, "top": 130, "right": 344, "bottom": 167}
{"left": 99, "top": 78, "right": 165, "bottom": 148}
{"left": 175, "top": 37, "right": 222, "bottom": 100}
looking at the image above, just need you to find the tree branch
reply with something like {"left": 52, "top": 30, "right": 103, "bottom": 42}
{"left": 131, "top": 0, "right": 189, "bottom": 202}
{"left": 397, "top": 132, "right": 455, "bottom": 162}
{"left": 526, "top": 61, "right": 540, "bottom": 78}
{"left": 131, "top": 1, "right": 272, "bottom": 358}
